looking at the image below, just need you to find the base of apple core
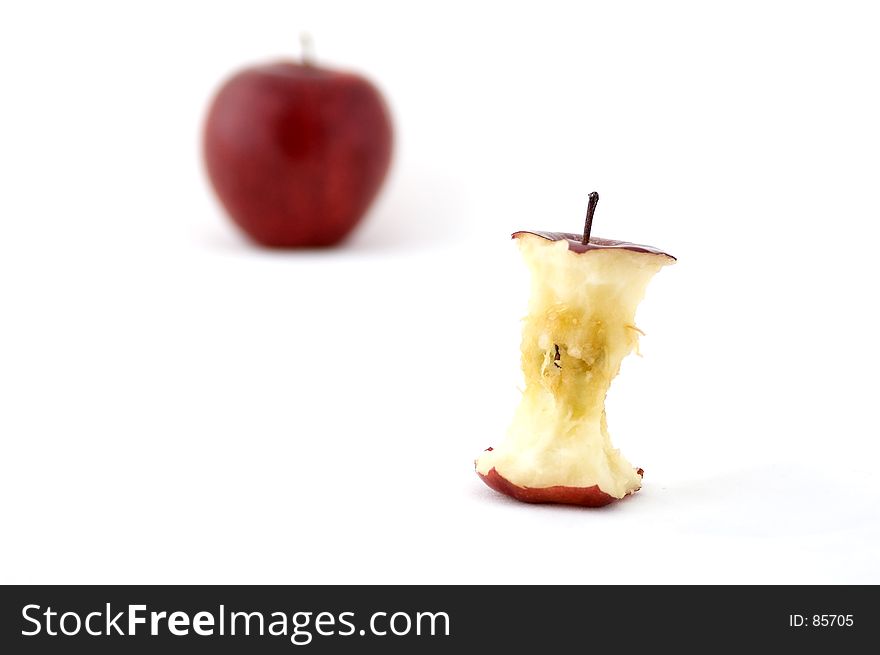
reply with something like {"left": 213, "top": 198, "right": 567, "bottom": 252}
{"left": 477, "top": 466, "right": 644, "bottom": 508}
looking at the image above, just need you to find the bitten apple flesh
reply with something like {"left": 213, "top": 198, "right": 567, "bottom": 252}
{"left": 476, "top": 232, "right": 674, "bottom": 506}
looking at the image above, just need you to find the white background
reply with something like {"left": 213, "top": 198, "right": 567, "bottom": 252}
{"left": 1, "top": 1, "right": 878, "bottom": 584}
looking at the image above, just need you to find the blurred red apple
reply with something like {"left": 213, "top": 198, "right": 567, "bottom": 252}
{"left": 203, "top": 59, "right": 393, "bottom": 247}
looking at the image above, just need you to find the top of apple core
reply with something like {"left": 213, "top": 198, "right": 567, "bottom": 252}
{"left": 512, "top": 231, "right": 676, "bottom": 260}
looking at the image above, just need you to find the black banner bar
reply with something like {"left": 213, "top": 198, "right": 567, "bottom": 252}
{"left": 1, "top": 585, "right": 875, "bottom": 653}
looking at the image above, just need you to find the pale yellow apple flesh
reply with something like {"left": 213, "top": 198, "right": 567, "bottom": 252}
{"left": 476, "top": 234, "right": 673, "bottom": 502}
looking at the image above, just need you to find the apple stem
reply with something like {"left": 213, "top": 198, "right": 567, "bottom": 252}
{"left": 300, "top": 32, "right": 316, "bottom": 66}
{"left": 582, "top": 192, "right": 599, "bottom": 245}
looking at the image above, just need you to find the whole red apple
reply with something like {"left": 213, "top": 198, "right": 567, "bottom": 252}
{"left": 203, "top": 59, "right": 393, "bottom": 247}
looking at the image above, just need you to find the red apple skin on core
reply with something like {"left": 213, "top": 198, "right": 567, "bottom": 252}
{"left": 478, "top": 467, "right": 644, "bottom": 507}
{"left": 203, "top": 62, "right": 393, "bottom": 247}
{"left": 512, "top": 231, "right": 676, "bottom": 259}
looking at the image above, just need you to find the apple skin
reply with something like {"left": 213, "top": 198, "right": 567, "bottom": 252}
{"left": 479, "top": 468, "right": 622, "bottom": 507}
{"left": 513, "top": 231, "right": 676, "bottom": 259}
{"left": 203, "top": 61, "right": 393, "bottom": 247}
{"left": 478, "top": 464, "right": 644, "bottom": 507}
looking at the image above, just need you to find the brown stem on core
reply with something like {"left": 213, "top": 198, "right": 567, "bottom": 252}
{"left": 582, "top": 192, "right": 599, "bottom": 245}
